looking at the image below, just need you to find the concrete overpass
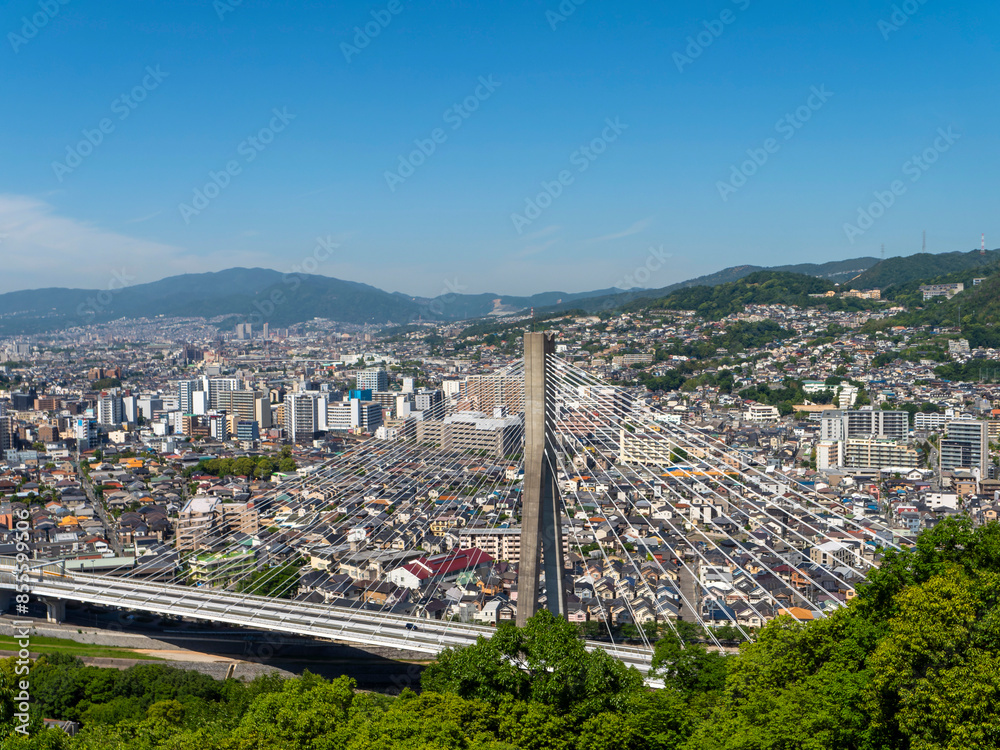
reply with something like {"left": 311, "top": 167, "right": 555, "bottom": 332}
{"left": 0, "top": 560, "right": 658, "bottom": 677}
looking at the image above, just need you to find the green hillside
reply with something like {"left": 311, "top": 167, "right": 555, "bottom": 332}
{"left": 863, "top": 269, "right": 1000, "bottom": 347}
{"left": 848, "top": 248, "right": 1000, "bottom": 296}
{"left": 539, "top": 257, "right": 880, "bottom": 316}
{"left": 628, "top": 271, "right": 871, "bottom": 320}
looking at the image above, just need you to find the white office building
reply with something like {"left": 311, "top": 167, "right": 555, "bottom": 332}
{"left": 327, "top": 398, "right": 383, "bottom": 433}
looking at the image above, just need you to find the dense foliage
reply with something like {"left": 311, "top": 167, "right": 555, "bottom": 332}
{"left": 848, "top": 249, "right": 1000, "bottom": 298}
{"left": 935, "top": 359, "right": 1000, "bottom": 384}
{"left": 183, "top": 454, "right": 296, "bottom": 480}
{"left": 89, "top": 378, "right": 121, "bottom": 391}
{"left": 656, "top": 321, "right": 794, "bottom": 360}
{"left": 690, "top": 517, "right": 1000, "bottom": 750}
{"left": 633, "top": 272, "right": 847, "bottom": 320}
{"left": 862, "top": 262, "right": 1000, "bottom": 337}
{"left": 236, "top": 562, "right": 303, "bottom": 599}
{"left": 6, "top": 519, "right": 1000, "bottom": 749}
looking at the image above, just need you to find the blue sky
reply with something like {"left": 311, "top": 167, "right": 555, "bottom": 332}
{"left": 0, "top": 0, "right": 997, "bottom": 295}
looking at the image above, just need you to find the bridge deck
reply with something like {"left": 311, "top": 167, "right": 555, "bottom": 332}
{"left": 0, "top": 563, "right": 658, "bottom": 677}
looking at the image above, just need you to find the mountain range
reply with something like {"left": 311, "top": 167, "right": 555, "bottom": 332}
{"left": 0, "top": 249, "right": 989, "bottom": 335}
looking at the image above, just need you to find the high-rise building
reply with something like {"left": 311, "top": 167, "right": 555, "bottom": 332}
{"left": 34, "top": 396, "right": 60, "bottom": 411}
{"left": 459, "top": 375, "right": 524, "bottom": 415}
{"left": 177, "top": 380, "right": 200, "bottom": 414}
{"left": 441, "top": 379, "right": 461, "bottom": 399}
{"left": 369, "top": 391, "right": 400, "bottom": 416}
{"left": 137, "top": 396, "right": 163, "bottom": 421}
{"left": 357, "top": 368, "right": 389, "bottom": 392}
{"left": 815, "top": 440, "right": 842, "bottom": 471}
{"left": 10, "top": 391, "right": 36, "bottom": 411}
{"left": 414, "top": 388, "right": 443, "bottom": 414}
{"left": 75, "top": 418, "right": 98, "bottom": 451}
{"left": 618, "top": 430, "right": 683, "bottom": 465}
{"left": 914, "top": 412, "right": 949, "bottom": 431}
{"left": 940, "top": 420, "right": 989, "bottom": 473}
{"left": 359, "top": 401, "right": 383, "bottom": 433}
{"left": 207, "top": 378, "right": 240, "bottom": 410}
{"left": 416, "top": 412, "right": 522, "bottom": 458}
{"left": 218, "top": 389, "right": 272, "bottom": 428}
{"left": 96, "top": 395, "right": 124, "bottom": 426}
{"left": 326, "top": 399, "right": 358, "bottom": 432}
{"left": 38, "top": 424, "right": 59, "bottom": 443}
{"left": 175, "top": 496, "right": 259, "bottom": 552}
{"left": 284, "top": 394, "right": 318, "bottom": 442}
{"left": 206, "top": 412, "right": 229, "bottom": 440}
{"left": 326, "top": 398, "right": 382, "bottom": 433}
{"left": 842, "top": 437, "right": 918, "bottom": 469}
{"left": 192, "top": 391, "right": 209, "bottom": 416}
{"left": 169, "top": 411, "right": 186, "bottom": 435}
{"left": 0, "top": 415, "right": 14, "bottom": 454}
{"left": 121, "top": 395, "right": 138, "bottom": 424}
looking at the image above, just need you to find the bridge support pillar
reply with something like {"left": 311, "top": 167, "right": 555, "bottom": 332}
{"left": 44, "top": 599, "right": 65, "bottom": 624}
{"left": 517, "top": 331, "right": 566, "bottom": 627}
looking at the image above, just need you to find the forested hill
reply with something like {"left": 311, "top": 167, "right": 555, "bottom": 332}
{"left": 862, "top": 264, "right": 1000, "bottom": 346}
{"left": 0, "top": 256, "right": 881, "bottom": 334}
{"left": 6, "top": 518, "right": 1000, "bottom": 750}
{"left": 625, "top": 270, "right": 858, "bottom": 319}
{"left": 846, "top": 247, "right": 1000, "bottom": 295}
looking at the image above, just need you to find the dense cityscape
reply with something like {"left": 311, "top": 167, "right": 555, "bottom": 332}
{"left": 2, "top": 287, "right": 998, "bottom": 641}
{"left": 5, "top": 1, "right": 1000, "bottom": 747}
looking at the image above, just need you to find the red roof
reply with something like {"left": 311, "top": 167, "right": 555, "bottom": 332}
{"left": 401, "top": 548, "right": 493, "bottom": 580}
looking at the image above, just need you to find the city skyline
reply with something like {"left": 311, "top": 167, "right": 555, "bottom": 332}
{"left": 1, "top": 0, "right": 996, "bottom": 296}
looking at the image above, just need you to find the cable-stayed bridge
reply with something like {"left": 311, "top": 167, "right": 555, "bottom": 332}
{"left": 1, "top": 332, "right": 892, "bottom": 674}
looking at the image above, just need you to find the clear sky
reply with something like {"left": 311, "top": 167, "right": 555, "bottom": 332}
{"left": 1, "top": 0, "right": 996, "bottom": 296}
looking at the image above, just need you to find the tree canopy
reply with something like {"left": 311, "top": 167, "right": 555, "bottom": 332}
{"left": 8, "top": 520, "right": 1000, "bottom": 750}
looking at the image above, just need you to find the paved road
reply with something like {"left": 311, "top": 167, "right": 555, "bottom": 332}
{"left": 75, "top": 459, "right": 124, "bottom": 556}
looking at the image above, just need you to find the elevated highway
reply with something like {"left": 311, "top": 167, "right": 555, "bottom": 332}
{"left": 0, "top": 560, "right": 658, "bottom": 677}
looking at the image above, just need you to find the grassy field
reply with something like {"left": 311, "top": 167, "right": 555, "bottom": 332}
{"left": 0, "top": 634, "right": 162, "bottom": 661}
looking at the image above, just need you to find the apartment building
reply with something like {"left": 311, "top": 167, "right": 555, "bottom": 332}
{"left": 416, "top": 411, "right": 522, "bottom": 458}
{"left": 175, "top": 496, "right": 259, "bottom": 551}
{"left": 457, "top": 527, "right": 572, "bottom": 564}
{"left": 820, "top": 410, "right": 909, "bottom": 441}
{"left": 940, "top": 420, "right": 989, "bottom": 473}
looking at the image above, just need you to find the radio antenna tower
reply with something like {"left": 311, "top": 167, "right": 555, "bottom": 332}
{"left": 982, "top": 233, "right": 986, "bottom": 256}
{"left": 922, "top": 230, "right": 926, "bottom": 253}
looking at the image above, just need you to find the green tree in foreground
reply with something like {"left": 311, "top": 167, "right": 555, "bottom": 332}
{"left": 9, "top": 521, "right": 1000, "bottom": 750}
{"left": 422, "top": 610, "right": 645, "bottom": 719}
{"left": 688, "top": 518, "right": 1000, "bottom": 750}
